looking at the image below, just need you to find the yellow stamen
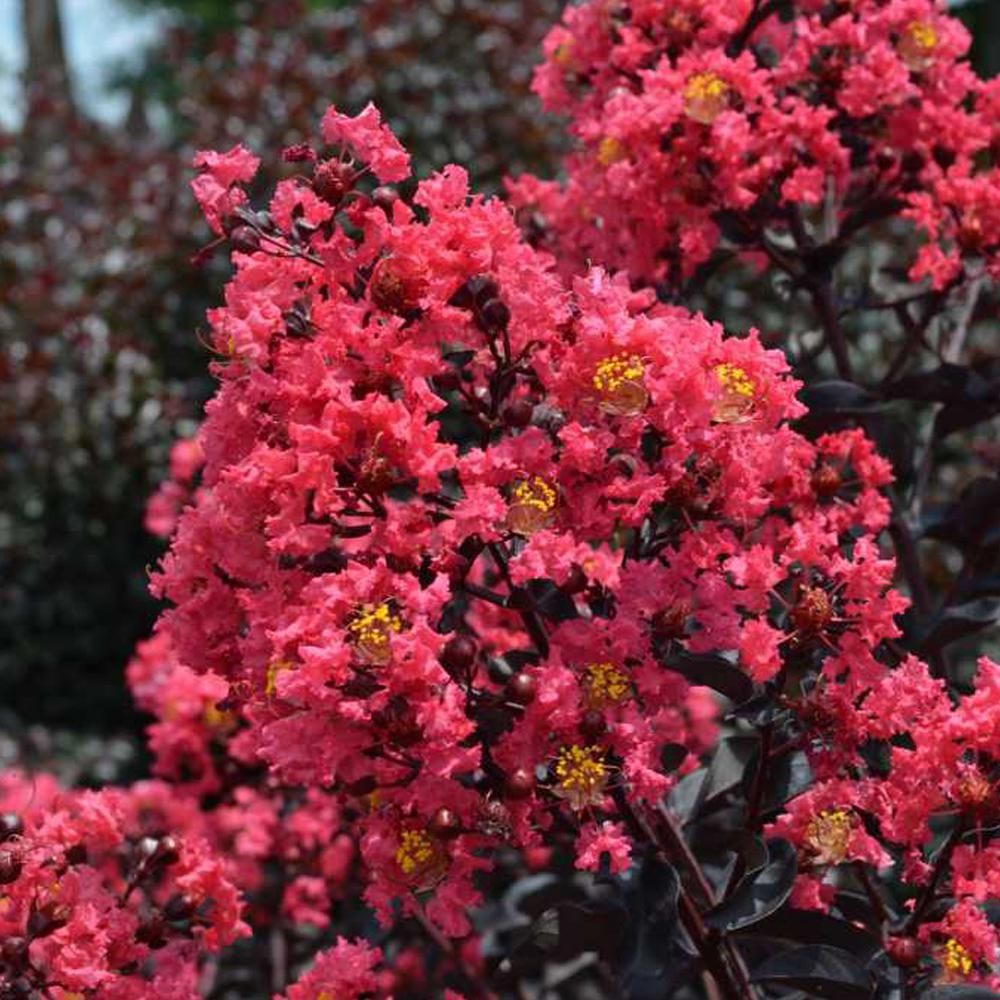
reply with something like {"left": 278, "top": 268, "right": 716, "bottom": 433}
{"left": 941, "top": 938, "right": 974, "bottom": 979}
{"left": 348, "top": 602, "right": 403, "bottom": 666}
{"left": 395, "top": 829, "right": 435, "bottom": 875}
{"left": 712, "top": 362, "right": 758, "bottom": 424}
{"left": 684, "top": 72, "right": 730, "bottom": 125}
{"left": 203, "top": 702, "right": 237, "bottom": 734}
{"left": 506, "top": 475, "right": 558, "bottom": 537}
{"left": 553, "top": 39, "right": 577, "bottom": 71}
{"left": 804, "top": 808, "right": 854, "bottom": 866}
{"left": 393, "top": 827, "right": 445, "bottom": 886}
{"left": 583, "top": 662, "right": 631, "bottom": 708}
{"left": 596, "top": 136, "right": 627, "bottom": 168}
{"left": 553, "top": 744, "right": 609, "bottom": 809}
{"left": 899, "top": 21, "right": 939, "bottom": 72}
{"left": 592, "top": 354, "right": 649, "bottom": 416}
{"left": 265, "top": 659, "right": 292, "bottom": 698}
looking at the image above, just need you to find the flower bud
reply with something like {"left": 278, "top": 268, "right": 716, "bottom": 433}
{"left": 506, "top": 768, "right": 536, "bottom": 799}
{"left": 503, "top": 398, "right": 535, "bottom": 428}
{"left": 580, "top": 709, "right": 607, "bottom": 740}
{"left": 887, "top": 936, "right": 921, "bottom": 968}
{"left": 372, "top": 186, "right": 399, "bottom": 214}
{"left": 477, "top": 297, "right": 511, "bottom": 333}
{"left": 506, "top": 673, "right": 537, "bottom": 706}
{"left": 441, "top": 635, "right": 477, "bottom": 680}
{"left": 428, "top": 807, "right": 461, "bottom": 840}
{"left": 229, "top": 225, "right": 260, "bottom": 254}
{"left": 0, "top": 936, "right": 27, "bottom": 969}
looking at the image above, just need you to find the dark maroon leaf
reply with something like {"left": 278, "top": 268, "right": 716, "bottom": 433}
{"left": 750, "top": 944, "right": 874, "bottom": 999}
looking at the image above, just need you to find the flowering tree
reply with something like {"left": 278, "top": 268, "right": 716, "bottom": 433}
{"left": 2, "top": 1, "right": 1000, "bottom": 999}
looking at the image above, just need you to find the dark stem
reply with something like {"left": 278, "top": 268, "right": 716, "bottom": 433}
{"left": 411, "top": 899, "right": 496, "bottom": 1000}
{"left": 904, "top": 826, "right": 961, "bottom": 934}
{"left": 487, "top": 542, "right": 550, "bottom": 657}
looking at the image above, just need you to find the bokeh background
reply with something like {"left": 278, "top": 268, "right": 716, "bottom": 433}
{"left": 0, "top": 0, "right": 996, "bottom": 781}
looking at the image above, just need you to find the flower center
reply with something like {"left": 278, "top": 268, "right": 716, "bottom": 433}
{"left": 553, "top": 39, "right": 577, "bottom": 70}
{"left": 593, "top": 354, "right": 649, "bottom": 415}
{"left": 265, "top": 659, "right": 292, "bottom": 698}
{"left": 684, "top": 72, "right": 730, "bottom": 125}
{"left": 596, "top": 136, "right": 627, "bottom": 168}
{"left": 712, "top": 362, "right": 758, "bottom": 423}
{"left": 553, "top": 744, "right": 609, "bottom": 809}
{"left": 583, "top": 662, "right": 631, "bottom": 708}
{"left": 506, "top": 476, "right": 558, "bottom": 537}
{"left": 348, "top": 602, "right": 403, "bottom": 665}
{"left": 393, "top": 827, "right": 446, "bottom": 886}
{"left": 203, "top": 702, "right": 237, "bottom": 734}
{"left": 899, "top": 21, "right": 939, "bottom": 71}
{"left": 790, "top": 586, "right": 834, "bottom": 635}
{"left": 941, "top": 938, "right": 973, "bottom": 979}
{"left": 956, "top": 769, "right": 993, "bottom": 809}
{"left": 804, "top": 808, "right": 854, "bottom": 866}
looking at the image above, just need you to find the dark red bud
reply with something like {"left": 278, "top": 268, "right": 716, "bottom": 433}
{"left": 157, "top": 835, "right": 181, "bottom": 866}
{"left": 372, "top": 186, "right": 399, "bottom": 214}
{"left": 0, "top": 936, "right": 27, "bottom": 968}
{"left": 580, "top": 709, "right": 607, "bottom": 740}
{"left": 229, "top": 225, "right": 260, "bottom": 254}
{"left": 506, "top": 768, "right": 536, "bottom": 799}
{"left": 506, "top": 673, "right": 537, "bottom": 706}
{"left": 562, "top": 565, "right": 588, "bottom": 594}
{"left": 887, "top": 936, "right": 921, "bottom": 967}
{"left": 441, "top": 635, "right": 477, "bottom": 679}
{"left": 477, "top": 297, "right": 511, "bottom": 332}
{"left": 503, "top": 398, "right": 534, "bottom": 429}
{"left": 428, "top": 807, "right": 461, "bottom": 840}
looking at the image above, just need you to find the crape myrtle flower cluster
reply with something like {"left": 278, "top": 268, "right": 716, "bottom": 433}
{"left": 509, "top": 0, "right": 1000, "bottom": 294}
{"left": 165, "top": 102, "right": 884, "bottom": 933}
{"left": 0, "top": 771, "right": 245, "bottom": 999}
{"left": 100, "top": 98, "right": 994, "bottom": 997}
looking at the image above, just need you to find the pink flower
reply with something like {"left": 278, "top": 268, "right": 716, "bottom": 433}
{"left": 320, "top": 102, "right": 411, "bottom": 183}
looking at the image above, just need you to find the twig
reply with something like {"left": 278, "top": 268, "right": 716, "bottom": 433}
{"left": 411, "top": 899, "right": 496, "bottom": 1000}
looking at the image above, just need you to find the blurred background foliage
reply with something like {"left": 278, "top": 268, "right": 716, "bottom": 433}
{"left": 0, "top": 0, "right": 996, "bottom": 768}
